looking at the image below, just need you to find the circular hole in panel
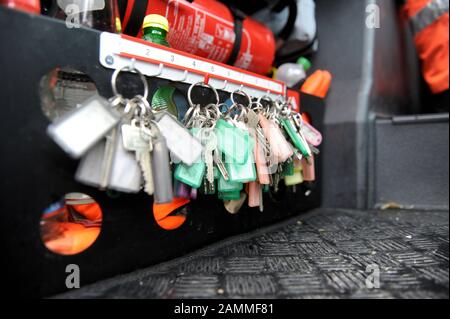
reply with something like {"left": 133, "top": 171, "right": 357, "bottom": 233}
{"left": 40, "top": 193, "right": 102, "bottom": 255}
{"left": 39, "top": 67, "right": 98, "bottom": 122}
{"left": 153, "top": 197, "right": 190, "bottom": 230}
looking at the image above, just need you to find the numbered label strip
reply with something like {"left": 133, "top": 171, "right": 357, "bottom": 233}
{"left": 99, "top": 33, "right": 286, "bottom": 99}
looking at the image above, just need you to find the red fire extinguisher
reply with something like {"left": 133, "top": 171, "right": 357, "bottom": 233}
{"left": 119, "top": 0, "right": 276, "bottom": 75}
{"left": 0, "top": 0, "right": 40, "bottom": 13}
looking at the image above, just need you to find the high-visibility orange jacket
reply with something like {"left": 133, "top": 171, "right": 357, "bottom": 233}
{"left": 405, "top": 0, "right": 449, "bottom": 94}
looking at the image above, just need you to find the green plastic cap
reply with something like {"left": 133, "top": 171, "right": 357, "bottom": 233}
{"left": 297, "top": 57, "right": 312, "bottom": 71}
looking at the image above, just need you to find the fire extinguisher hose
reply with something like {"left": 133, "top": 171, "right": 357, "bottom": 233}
{"left": 118, "top": 0, "right": 149, "bottom": 36}
{"left": 227, "top": 6, "right": 245, "bottom": 66}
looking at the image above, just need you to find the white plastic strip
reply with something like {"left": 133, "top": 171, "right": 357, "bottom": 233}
{"left": 99, "top": 32, "right": 286, "bottom": 100}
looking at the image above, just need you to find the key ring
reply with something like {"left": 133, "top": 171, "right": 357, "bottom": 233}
{"left": 230, "top": 89, "right": 252, "bottom": 109}
{"left": 224, "top": 102, "right": 244, "bottom": 119}
{"left": 187, "top": 81, "right": 220, "bottom": 108}
{"left": 279, "top": 100, "right": 292, "bottom": 118}
{"left": 204, "top": 103, "right": 221, "bottom": 120}
{"left": 257, "top": 95, "right": 275, "bottom": 116}
{"left": 111, "top": 65, "right": 149, "bottom": 101}
{"left": 250, "top": 100, "right": 264, "bottom": 113}
{"left": 109, "top": 94, "right": 128, "bottom": 109}
{"left": 217, "top": 102, "right": 229, "bottom": 114}
{"left": 183, "top": 103, "right": 201, "bottom": 127}
{"left": 293, "top": 112, "right": 304, "bottom": 128}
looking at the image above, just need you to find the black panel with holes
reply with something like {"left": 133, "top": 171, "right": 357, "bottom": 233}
{"left": 0, "top": 8, "right": 324, "bottom": 297}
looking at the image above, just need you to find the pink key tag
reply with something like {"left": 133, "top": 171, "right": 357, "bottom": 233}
{"left": 247, "top": 181, "right": 261, "bottom": 208}
{"left": 255, "top": 139, "right": 271, "bottom": 185}
{"left": 258, "top": 114, "right": 293, "bottom": 163}
{"left": 270, "top": 123, "right": 293, "bottom": 162}
{"left": 259, "top": 114, "right": 280, "bottom": 160}
{"left": 302, "top": 155, "right": 316, "bottom": 181}
{"left": 301, "top": 122, "right": 323, "bottom": 147}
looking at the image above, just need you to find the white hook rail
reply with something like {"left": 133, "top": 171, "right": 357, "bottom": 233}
{"left": 99, "top": 32, "right": 286, "bottom": 100}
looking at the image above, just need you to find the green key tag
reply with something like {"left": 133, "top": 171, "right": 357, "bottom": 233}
{"left": 173, "top": 127, "right": 207, "bottom": 189}
{"left": 282, "top": 160, "right": 295, "bottom": 177}
{"left": 215, "top": 119, "right": 250, "bottom": 164}
{"left": 226, "top": 151, "right": 257, "bottom": 183}
{"left": 219, "top": 191, "right": 242, "bottom": 201}
{"left": 218, "top": 174, "right": 243, "bottom": 192}
{"left": 281, "top": 118, "right": 310, "bottom": 158}
{"left": 174, "top": 161, "right": 206, "bottom": 189}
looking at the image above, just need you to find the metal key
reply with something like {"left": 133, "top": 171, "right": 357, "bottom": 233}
{"left": 137, "top": 141, "right": 154, "bottom": 196}
{"left": 123, "top": 121, "right": 154, "bottom": 195}
{"left": 202, "top": 129, "right": 217, "bottom": 184}
{"left": 139, "top": 125, "right": 156, "bottom": 196}
{"left": 309, "top": 144, "right": 320, "bottom": 155}
{"left": 213, "top": 150, "right": 229, "bottom": 181}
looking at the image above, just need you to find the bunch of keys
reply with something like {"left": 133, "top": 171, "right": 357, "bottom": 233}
{"left": 47, "top": 66, "right": 323, "bottom": 212}
{"left": 75, "top": 95, "right": 143, "bottom": 194}
{"left": 119, "top": 96, "right": 174, "bottom": 203}
{"left": 49, "top": 65, "right": 174, "bottom": 204}
{"left": 175, "top": 83, "right": 228, "bottom": 192}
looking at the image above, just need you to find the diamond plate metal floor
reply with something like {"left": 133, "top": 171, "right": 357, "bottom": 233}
{"left": 57, "top": 209, "right": 449, "bottom": 299}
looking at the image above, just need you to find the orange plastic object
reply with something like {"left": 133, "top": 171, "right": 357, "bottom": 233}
{"left": 153, "top": 197, "right": 190, "bottom": 230}
{"left": 301, "top": 70, "right": 332, "bottom": 98}
{"left": 43, "top": 222, "right": 101, "bottom": 255}
{"left": 301, "top": 113, "right": 312, "bottom": 125}
{"left": 70, "top": 203, "right": 103, "bottom": 221}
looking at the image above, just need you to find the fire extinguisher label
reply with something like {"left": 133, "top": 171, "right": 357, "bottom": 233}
{"left": 165, "top": 1, "right": 234, "bottom": 64}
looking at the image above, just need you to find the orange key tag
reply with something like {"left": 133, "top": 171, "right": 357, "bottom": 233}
{"left": 302, "top": 155, "right": 316, "bottom": 181}
{"left": 245, "top": 110, "right": 270, "bottom": 185}
{"left": 247, "top": 181, "right": 261, "bottom": 208}
{"left": 255, "top": 132, "right": 271, "bottom": 185}
{"left": 258, "top": 114, "right": 293, "bottom": 163}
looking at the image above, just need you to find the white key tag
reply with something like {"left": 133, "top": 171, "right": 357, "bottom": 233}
{"left": 108, "top": 127, "right": 143, "bottom": 193}
{"left": 47, "top": 95, "right": 121, "bottom": 159}
{"left": 154, "top": 111, "right": 203, "bottom": 166}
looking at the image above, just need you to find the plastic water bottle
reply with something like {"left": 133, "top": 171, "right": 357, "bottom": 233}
{"left": 142, "top": 14, "right": 171, "bottom": 48}
{"left": 276, "top": 57, "right": 311, "bottom": 88}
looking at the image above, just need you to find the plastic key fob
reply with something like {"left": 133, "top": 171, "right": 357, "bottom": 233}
{"left": 154, "top": 111, "right": 203, "bottom": 166}
{"left": 47, "top": 95, "right": 121, "bottom": 158}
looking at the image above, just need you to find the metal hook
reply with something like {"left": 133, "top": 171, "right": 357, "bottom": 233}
{"left": 175, "top": 70, "right": 188, "bottom": 82}
{"left": 130, "top": 58, "right": 136, "bottom": 70}
{"left": 151, "top": 63, "right": 164, "bottom": 77}
{"left": 217, "top": 79, "right": 228, "bottom": 91}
